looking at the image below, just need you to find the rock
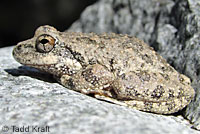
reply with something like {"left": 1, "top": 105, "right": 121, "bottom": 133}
{"left": 0, "top": 46, "right": 198, "bottom": 134}
{"left": 69, "top": 0, "right": 200, "bottom": 130}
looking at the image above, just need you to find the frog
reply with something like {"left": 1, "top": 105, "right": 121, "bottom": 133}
{"left": 12, "top": 25, "right": 195, "bottom": 114}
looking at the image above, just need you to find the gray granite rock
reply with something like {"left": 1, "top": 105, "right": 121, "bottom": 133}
{"left": 69, "top": 0, "right": 200, "bottom": 130}
{"left": 0, "top": 46, "right": 199, "bottom": 134}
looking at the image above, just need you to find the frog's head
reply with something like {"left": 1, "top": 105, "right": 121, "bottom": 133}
{"left": 13, "top": 25, "right": 82, "bottom": 77}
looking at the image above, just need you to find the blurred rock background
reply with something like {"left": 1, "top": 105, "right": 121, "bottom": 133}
{"left": 0, "top": 0, "right": 97, "bottom": 48}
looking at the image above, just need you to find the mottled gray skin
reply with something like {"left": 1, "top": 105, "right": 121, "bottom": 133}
{"left": 13, "top": 25, "right": 195, "bottom": 114}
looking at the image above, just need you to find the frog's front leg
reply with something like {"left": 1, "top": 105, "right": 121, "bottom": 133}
{"left": 60, "top": 64, "right": 115, "bottom": 97}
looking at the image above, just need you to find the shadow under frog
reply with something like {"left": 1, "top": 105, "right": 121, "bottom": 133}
{"left": 5, "top": 66, "right": 56, "bottom": 83}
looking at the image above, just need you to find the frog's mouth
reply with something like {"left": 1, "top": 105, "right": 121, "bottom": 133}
{"left": 23, "top": 57, "right": 82, "bottom": 77}
{"left": 13, "top": 47, "right": 58, "bottom": 65}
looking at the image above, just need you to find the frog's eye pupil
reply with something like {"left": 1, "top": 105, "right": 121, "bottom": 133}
{"left": 40, "top": 39, "right": 49, "bottom": 44}
{"left": 36, "top": 34, "right": 55, "bottom": 53}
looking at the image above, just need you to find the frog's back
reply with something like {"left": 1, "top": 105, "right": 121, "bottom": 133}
{"left": 62, "top": 32, "right": 173, "bottom": 75}
{"left": 62, "top": 32, "right": 194, "bottom": 106}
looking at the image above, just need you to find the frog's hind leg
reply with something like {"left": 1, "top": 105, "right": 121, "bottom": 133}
{"left": 111, "top": 72, "right": 192, "bottom": 114}
{"left": 123, "top": 98, "right": 187, "bottom": 114}
{"left": 96, "top": 94, "right": 185, "bottom": 114}
{"left": 95, "top": 94, "right": 184, "bottom": 114}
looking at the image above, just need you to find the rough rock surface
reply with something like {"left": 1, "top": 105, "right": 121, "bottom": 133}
{"left": 69, "top": 0, "right": 200, "bottom": 130}
{"left": 0, "top": 46, "right": 199, "bottom": 134}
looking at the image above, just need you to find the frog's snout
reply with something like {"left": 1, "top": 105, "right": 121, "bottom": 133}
{"left": 13, "top": 44, "right": 23, "bottom": 54}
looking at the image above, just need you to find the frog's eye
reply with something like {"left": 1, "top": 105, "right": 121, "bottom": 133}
{"left": 36, "top": 34, "right": 55, "bottom": 53}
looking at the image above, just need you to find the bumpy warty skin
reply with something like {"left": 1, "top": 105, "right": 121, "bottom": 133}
{"left": 13, "top": 25, "right": 195, "bottom": 114}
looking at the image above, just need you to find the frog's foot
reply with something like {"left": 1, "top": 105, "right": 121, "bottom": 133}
{"left": 123, "top": 97, "right": 190, "bottom": 114}
{"left": 94, "top": 94, "right": 127, "bottom": 106}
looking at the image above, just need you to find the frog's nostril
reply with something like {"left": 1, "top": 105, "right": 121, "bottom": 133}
{"left": 15, "top": 44, "right": 23, "bottom": 52}
{"left": 17, "top": 44, "right": 22, "bottom": 50}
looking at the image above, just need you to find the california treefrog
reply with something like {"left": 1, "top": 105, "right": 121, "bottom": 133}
{"left": 13, "top": 25, "right": 195, "bottom": 114}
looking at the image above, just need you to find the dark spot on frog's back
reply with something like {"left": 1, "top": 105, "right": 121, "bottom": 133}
{"left": 142, "top": 54, "right": 153, "bottom": 65}
{"left": 177, "top": 88, "right": 184, "bottom": 98}
{"left": 67, "top": 78, "right": 75, "bottom": 89}
{"left": 160, "top": 73, "right": 170, "bottom": 80}
{"left": 89, "top": 58, "right": 97, "bottom": 65}
{"left": 136, "top": 71, "right": 151, "bottom": 82}
{"left": 82, "top": 68, "right": 98, "bottom": 86}
{"left": 133, "top": 42, "right": 144, "bottom": 51}
{"left": 65, "top": 46, "right": 85, "bottom": 64}
{"left": 109, "top": 58, "right": 116, "bottom": 72}
{"left": 143, "top": 89, "right": 150, "bottom": 96}
{"left": 120, "top": 73, "right": 126, "bottom": 80}
{"left": 98, "top": 41, "right": 106, "bottom": 49}
{"left": 76, "top": 37, "right": 97, "bottom": 44}
{"left": 101, "top": 34, "right": 113, "bottom": 39}
{"left": 122, "top": 40, "right": 143, "bottom": 51}
{"left": 126, "top": 87, "right": 141, "bottom": 97}
{"left": 178, "top": 75, "right": 188, "bottom": 84}
{"left": 74, "top": 52, "right": 85, "bottom": 63}
{"left": 144, "top": 101, "right": 153, "bottom": 111}
{"left": 151, "top": 85, "right": 165, "bottom": 99}
{"left": 165, "top": 101, "right": 176, "bottom": 111}
{"left": 168, "top": 89, "right": 175, "bottom": 99}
